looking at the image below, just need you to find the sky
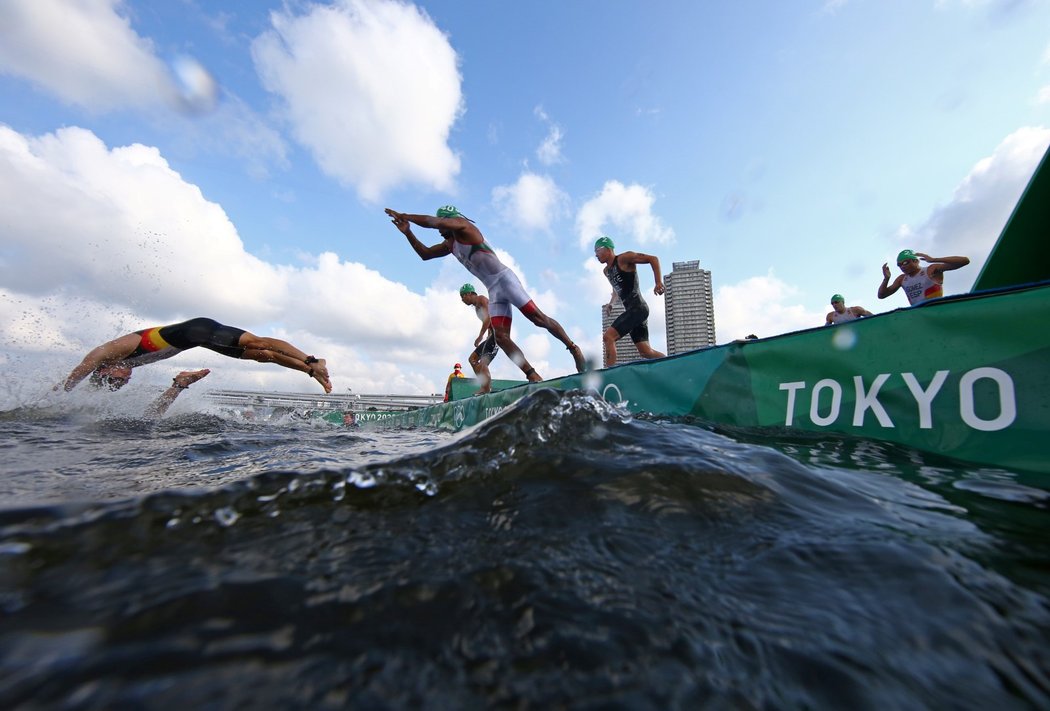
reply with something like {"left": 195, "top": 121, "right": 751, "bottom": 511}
{"left": 1, "top": 0, "right": 1049, "bottom": 405}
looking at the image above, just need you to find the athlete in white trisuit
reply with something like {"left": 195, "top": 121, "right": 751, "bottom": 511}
{"left": 386, "top": 206, "right": 587, "bottom": 381}
{"left": 825, "top": 294, "right": 873, "bottom": 325}
{"left": 879, "top": 249, "right": 970, "bottom": 306}
{"left": 458, "top": 283, "right": 500, "bottom": 394}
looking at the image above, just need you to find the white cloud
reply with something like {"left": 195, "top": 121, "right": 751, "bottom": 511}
{"left": 820, "top": 0, "right": 849, "bottom": 15}
{"left": 0, "top": 125, "right": 482, "bottom": 400}
{"left": 1036, "top": 86, "right": 1050, "bottom": 105}
{"left": 534, "top": 106, "right": 565, "bottom": 165}
{"left": 715, "top": 271, "right": 823, "bottom": 342}
{"left": 0, "top": 0, "right": 178, "bottom": 111}
{"left": 892, "top": 125, "right": 1050, "bottom": 292}
{"left": 491, "top": 172, "right": 569, "bottom": 231}
{"left": 575, "top": 181, "right": 675, "bottom": 250}
{"left": 251, "top": 0, "right": 463, "bottom": 201}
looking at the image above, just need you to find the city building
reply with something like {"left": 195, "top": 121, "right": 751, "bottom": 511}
{"left": 665, "top": 260, "right": 715, "bottom": 354}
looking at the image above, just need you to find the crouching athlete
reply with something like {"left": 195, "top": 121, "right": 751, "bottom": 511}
{"left": 61, "top": 317, "right": 332, "bottom": 393}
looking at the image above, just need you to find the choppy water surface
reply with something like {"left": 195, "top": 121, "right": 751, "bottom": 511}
{"left": 0, "top": 389, "right": 1047, "bottom": 709}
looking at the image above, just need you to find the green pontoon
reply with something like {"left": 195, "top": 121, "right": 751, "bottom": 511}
{"left": 375, "top": 146, "right": 1050, "bottom": 475}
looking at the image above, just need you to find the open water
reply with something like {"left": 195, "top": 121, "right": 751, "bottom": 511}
{"left": 0, "top": 388, "right": 1048, "bottom": 709}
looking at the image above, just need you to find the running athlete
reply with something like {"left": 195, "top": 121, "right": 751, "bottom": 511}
{"left": 593, "top": 236, "right": 666, "bottom": 367}
{"left": 878, "top": 249, "right": 970, "bottom": 306}
{"left": 61, "top": 317, "right": 332, "bottom": 393}
{"left": 825, "top": 294, "right": 874, "bottom": 325}
{"left": 459, "top": 283, "right": 500, "bottom": 394}
{"left": 385, "top": 206, "right": 587, "bottom": 380}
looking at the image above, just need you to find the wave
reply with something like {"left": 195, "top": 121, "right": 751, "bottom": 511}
{"left": 0, "top": 390, "right": 1047, "bottom": 708}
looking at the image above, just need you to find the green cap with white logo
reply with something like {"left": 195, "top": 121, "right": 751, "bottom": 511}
{"left": 437, "top": 205, "right": 464, "bottom": 218}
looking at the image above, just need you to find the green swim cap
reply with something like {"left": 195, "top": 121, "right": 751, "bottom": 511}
{"left": 897, "top": 249, "right": 918, "bottom": 263}
{"left": 459, "top": 283, "right": 476, "bottom": 295}
{"left": 594, "top": 236, "right": 615, "bottom": 251}
{"left": 436, "top": 205, "right": 464, "bottom": 218}
{"left": 830, "top": 294, "right": 844, "bottom": 304}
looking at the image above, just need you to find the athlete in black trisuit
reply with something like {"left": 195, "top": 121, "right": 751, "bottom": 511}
{"left": 61, "top": 317, "right": 332, "bottom": 393}
{"left": 593, "top": 236, "right": 666, "bottom": 368}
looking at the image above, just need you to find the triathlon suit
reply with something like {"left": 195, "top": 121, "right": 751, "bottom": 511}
{"left": 605, "top": 256, "right": 650, "bottom": 344}
{"left": 450, "top": 239, "right": 535, "bottom": 328}
{"left": 901, "top": 267, "right": 943, "bottom": 305}
{"left": 121, "top": 318, "right": 247, "bottom": 368}
{"left": 470, "top": 303, "right": 500, "bottom": 363}
{"left": 829, "top": 308, "right": 858, "bottom": 324}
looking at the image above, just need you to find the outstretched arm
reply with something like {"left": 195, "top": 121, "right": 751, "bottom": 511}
{"left": 385, "top": 210, "right": 452, "bottom": 260}
{"left": 61, "top": 333, "right": 140, "bottom": 391}
{"left": 145, "top": 369, "right": 210, "bottom": 418}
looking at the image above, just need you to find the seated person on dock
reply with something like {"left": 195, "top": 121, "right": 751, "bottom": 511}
{"left": 825, "top": 294, "right": 873, "bottom": 325}
{"left": 878, "top": 249, "right": 970, "bottom": 306}
{"left": 61, "top": 317, "right": 332, "bottom": 394}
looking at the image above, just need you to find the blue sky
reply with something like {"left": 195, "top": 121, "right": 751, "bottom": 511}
{"left": 1, "top": 0, "right": 1048, "bottom": 403}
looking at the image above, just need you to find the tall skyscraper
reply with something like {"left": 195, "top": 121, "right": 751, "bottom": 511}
{"left": 665, "top": 260, "right": 715, "bottom": 354}
{"left": 600, "top": 299, "right": 643, "bottom": 365}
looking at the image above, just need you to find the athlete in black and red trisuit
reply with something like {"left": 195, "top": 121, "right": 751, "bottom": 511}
{"left": 61, "top": 317, "right": 332, "bottom": 393}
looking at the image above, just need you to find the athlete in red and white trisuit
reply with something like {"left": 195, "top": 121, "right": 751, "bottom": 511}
{"left": 386, "top": 206, "right": 587, "bottom": 381}
{"left": 878, "top": 249, "right": 970, "bottom": 306}
{"left": 61, "top": 317, "right": 332, "bottom": 393}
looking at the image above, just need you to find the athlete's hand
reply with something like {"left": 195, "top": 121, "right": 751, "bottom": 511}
{"left": 173, "top": 369, "right": 210, "bottom": 388}
{"left": 654, "top": 281, "right": 665, "bottom": 296}
{"left": 882, "top": 262, "right": 891, "bottom": 279}
{"left": 914, "top": 252, "right": 931, "bottom": 262}
{"left": 385, "top": 209, "right": 412, "bottom": 236}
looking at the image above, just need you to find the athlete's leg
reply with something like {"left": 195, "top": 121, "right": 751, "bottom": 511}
{"left": 237, "top": 332, "right": 332, "bottom": 393}
{"left": 519, "top": 302, "right": 587, "bottom": 373}
{"left": 490, "top": 315, "right": 542, "bottom": 382}
{"left": 635, "top": 341, "right": 665, "bottom": 360}
{"left": 494, "top": 272, "right": 586, "bottom": 373}
{"left": 629, "top": 321, "right": 663, "bottom": 360}
{"left": 468, "top": 346, "right": 493, "bottom": 394}
{"left": 602, "top": 326, "right": 620, "bottom": 368}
